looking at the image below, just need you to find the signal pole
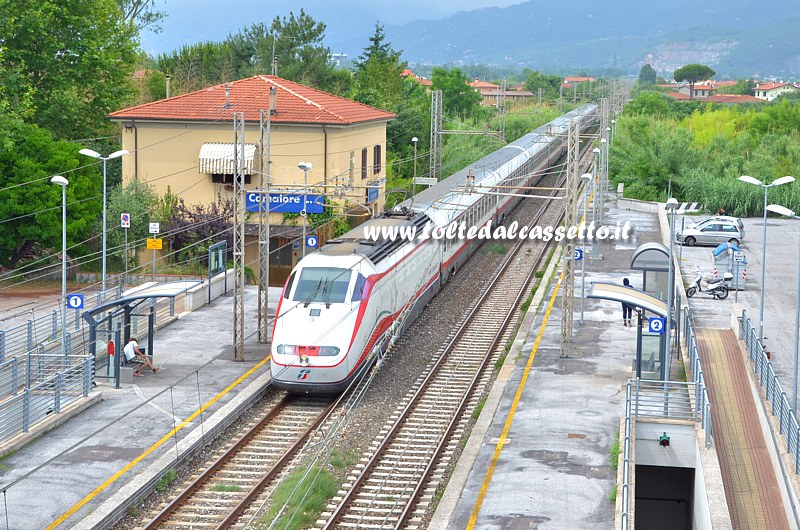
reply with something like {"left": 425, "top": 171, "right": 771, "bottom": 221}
{"left": 232, "top": 112, "right": 246, "bottom": 361}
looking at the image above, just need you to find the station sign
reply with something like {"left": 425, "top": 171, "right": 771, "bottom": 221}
{"left": 66, "top": 294, "right": 84, "bottom": 309}
{"left": 648, "top": 317, "right": 665, "bottom": 334}
{"left": 574, "top": 249, "right": 583, "bottom": 261}
{"left": 147, "top": 238, "right": 163, "bottom": 250}
{"left": 306, "top": 235, "right": 319, "bottom": 249}
{"left": 245, "top": 193, "right": 325, "bottom": 214}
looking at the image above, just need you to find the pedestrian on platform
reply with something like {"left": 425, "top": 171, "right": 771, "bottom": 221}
{"left": 123, "top": 337, "right": 160, "bottom": 377}
{"left": 622, "top": 278, "right": 634, "bottom": 327}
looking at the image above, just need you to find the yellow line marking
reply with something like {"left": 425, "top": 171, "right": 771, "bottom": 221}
{"left": 468, "top": 179, "right": 598, "bottom": 526}
{"left": 467, "top": 272, "right": 562, "bottom": 529}
{"left": 47, "top": 355, "right": 271, "bottom": 530}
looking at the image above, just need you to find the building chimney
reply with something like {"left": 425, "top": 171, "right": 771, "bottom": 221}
{"left": 224, "top": 83, "right": 230, "bottom": 108}
{"left": 272, "top": 57, "right": 278, "bottom": 77}
{"left": 165, "top": 75, "right": 171, "bottom": 98}
{"left": 269, "top": 86, "right": 277, "bottom": 115}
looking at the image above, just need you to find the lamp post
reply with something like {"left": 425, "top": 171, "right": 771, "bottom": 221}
{"left": 611, "top": 119, "right": 616, "bottom": 143}
{"left": 592, "top": 147, "right": 601, "bottom": 227}
{"left": 411, "top": 137, "right": 419, "bottom": 196}
{"left": 766, "top": 203, "right": 800, "bottom": 414}
{"left": 51, "top": 175, "right": 69, "bottom": 357}
{"left": 79, "top": 148, "right": 128, "bottom": 294}
{"left": 738, "top": 175, "right": 796, "bottom": 346}
{"left": 600, "top": 138, "right": 608, "bottom": 223}
{"left": 665, "top": 197, "right": 679, "bottom": 379}
{"left": 297, "top": 162, "right": 312, "bottom": 258}
{"left": 580, "top": 173, "right": 592, "bottom": 324}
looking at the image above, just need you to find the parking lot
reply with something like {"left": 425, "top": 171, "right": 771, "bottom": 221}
{"left": 674, "top": 214, "right": 800, "bottom": 385}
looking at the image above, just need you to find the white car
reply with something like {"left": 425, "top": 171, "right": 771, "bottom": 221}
{"left": 676, "top": 216, "right": 745, "bottom": 247}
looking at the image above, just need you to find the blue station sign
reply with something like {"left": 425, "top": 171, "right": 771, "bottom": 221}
{"left": 246, "top": 193, "right": 325, "bottom": 214}
{"left": 367, "top": 186, "right": 380, "bottom": 204}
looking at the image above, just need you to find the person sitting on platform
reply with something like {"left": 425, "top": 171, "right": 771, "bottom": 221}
{"left": 122, "top": 337, "right": 160, "bottom": 377}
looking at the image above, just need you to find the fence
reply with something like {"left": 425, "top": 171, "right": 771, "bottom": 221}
{"left": 620, "top": 307, "right": 713, "bottom": 530}
{"left": 0, "top": 285, "right": 122, "bottom": 362}
{"left": 740, "top": 308, "right": 800, "bottom": 473}
{"left": 0, "top": 354, "right": 92, "bottom": 442}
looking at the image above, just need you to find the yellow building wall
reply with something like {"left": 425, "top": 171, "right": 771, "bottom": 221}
{"left": 117, "top": 120, "right": 388, "bottom": 223}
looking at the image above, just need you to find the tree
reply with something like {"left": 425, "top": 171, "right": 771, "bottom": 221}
{"left": 673, "top": 64, "right": 716, "bottom": 101}
{"left": 430, "top": 67, "right": 482, "bottom": 118}
{"left": 350, "top": 23, "right": 406, "bottom": 111}
{"left": 105, "top": 179, "right": 159, "bottom": 270}
{"left": 0, "top": 0, "right": 138, "bottom": 139}
{"left": 119, "top": 0, "right": 165, "bottom": 32}
{"left": 523, "top": 70, "right": 562, "bottom": 101}
{"left": 638, "top": 64, "right": 657, "bottom": 85}
{"left": 0, "top": 115, "right": 101, "bottom": 268}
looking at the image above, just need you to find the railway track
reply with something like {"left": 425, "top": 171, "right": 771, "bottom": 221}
{"left": 316, "top": 175, "right": 569, "bottom": 529}
{"left": 143, "top": 394, "right": 334, "bottom": 529}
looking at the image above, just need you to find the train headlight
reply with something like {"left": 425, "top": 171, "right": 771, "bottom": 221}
{"left": 319, "top": 346, "right": 340, "bottom": 356}
{"left": 277, "top": 344, "right": 296, "bottom": 355}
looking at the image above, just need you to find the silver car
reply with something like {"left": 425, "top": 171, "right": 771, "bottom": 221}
{"left": 676, "top": 217, "right": 745, "bottom": 246}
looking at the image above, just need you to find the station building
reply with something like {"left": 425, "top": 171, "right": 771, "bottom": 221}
{"left": 108, "top": 75, "right": 396, "bottom": 284}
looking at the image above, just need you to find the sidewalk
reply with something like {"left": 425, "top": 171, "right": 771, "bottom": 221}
{"left": 0, "top": 286, "right": 278, "bottom": 529}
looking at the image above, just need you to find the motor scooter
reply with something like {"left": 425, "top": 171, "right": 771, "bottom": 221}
{"left": 685, "top": 267, "right": 730, "bottom": 300}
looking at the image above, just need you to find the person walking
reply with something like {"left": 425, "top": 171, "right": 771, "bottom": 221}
{"left": 123, "top": 337, "right": 160, "bottom": 377}
{"left": 621, "top": 278, "right": 634, "bottom": 327}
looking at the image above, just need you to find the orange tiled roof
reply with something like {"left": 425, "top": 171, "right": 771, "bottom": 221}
{"left": 109, "top": 75, "right": 396, "bottom": 125}
{"left": 479, "top": 89, "right": 533, "bottom": 97}
{"left": 756, "top": 82, "right": 792, "bottom": 91}
{"left": 665, "top": 92, "right": 762, "bottom": 103}
{"left": 470, "top": 78, "right": 500, "bottom": 89}
{"left": 564, "top": 76, "right": 595, "bottom": 83}
{"left": 401, "top": 69, "right": 415, "bottom": 77}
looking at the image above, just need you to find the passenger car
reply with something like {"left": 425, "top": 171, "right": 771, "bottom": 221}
{"left": 676, "top": 216, "right": 745, "bottom": 246}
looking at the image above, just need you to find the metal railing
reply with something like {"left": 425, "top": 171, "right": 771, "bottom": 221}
{"left": 741, "top": 308, "right": 800, "bottom": 473}
{"left": 620, "top": 307, "right": 713, "bottom": 530}
{"left": 0, "top": 285, "right": 122, "bottom": 362}
{"left": 0, "top": 354, "right": 92, "bottom": 442}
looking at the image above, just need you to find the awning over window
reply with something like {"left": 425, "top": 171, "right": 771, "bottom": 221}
{"left": 198, "top": 143, "right": 257, "bottom": 175}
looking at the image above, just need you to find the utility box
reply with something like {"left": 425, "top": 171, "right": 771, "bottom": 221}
{"left": 713, "top": 243, "right": 746, "bottom": 290}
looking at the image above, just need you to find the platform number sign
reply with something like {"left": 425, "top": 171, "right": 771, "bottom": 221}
{"left": 574, "top": 249, "right": 583, "bottom": 261}
{"left": 120, "top": 213, "right": 130, "bottom": 228}
{"left": 66, "top": 294, "right": 84, "bottom": 310}
{"left": 649, "top": 317, "right": 665, "bottom": 334}
{"left": 306, "top": 235, "right": 319, "bottom": 249}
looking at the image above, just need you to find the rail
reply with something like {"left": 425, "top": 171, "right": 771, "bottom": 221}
{"left": 741, "top": 308, "right": 800, "bottom": 473}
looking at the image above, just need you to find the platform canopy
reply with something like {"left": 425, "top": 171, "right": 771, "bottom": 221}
{"left": 82, "top": 280, "right": 202, "bottom": 324}
{"left": 588, "top": 282, "right": 668, "bottom": 317}
{"left": 630, "top": 242, "right": 669, "bottom": 272}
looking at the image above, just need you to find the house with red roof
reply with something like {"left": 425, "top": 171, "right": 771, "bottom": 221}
{"left": 676, "top": 81, "right": 716, "bottom": 99}
{"left": 109, "top": 75, "right": 396, "bottom": 282}
{"left": 754, "top": 82, "right": 800, "bottom": 101}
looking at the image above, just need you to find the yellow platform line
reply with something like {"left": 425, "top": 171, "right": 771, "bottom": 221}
{"left": 467, "top": 271, "right": 562, "bottom": 529}
{"left": 47, "top": 356, "right": 271, "bottom": 530}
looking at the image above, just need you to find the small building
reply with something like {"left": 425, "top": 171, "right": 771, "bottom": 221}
{"left": 754, "top": 82, "right": 800, "bottom": 101}
{"left": 108, "top": 75, "right": 396, "bottom": 284}
{"left": 676, "top": 82, "right": 716, "bottom": 99}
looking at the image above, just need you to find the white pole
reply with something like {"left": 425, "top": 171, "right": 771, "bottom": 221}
{"left": 101, "top": 157, "right": 107, "bottom": 295}
{"left": 61, "top": 183, "right": 67, "bottom": 356}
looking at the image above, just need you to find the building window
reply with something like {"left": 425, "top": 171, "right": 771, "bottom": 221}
{"left": 212, "top": 173, "right": 251, "bottom": 185}
{"left": 373, "top": 144, "right": 382, "bottom": 174}
{"left": 361, "top": 148, "right": 368, "bottom": 180}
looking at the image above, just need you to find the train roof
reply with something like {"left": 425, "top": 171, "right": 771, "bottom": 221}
{"left": 402, "top": 103, "right": 598, "bottom": 219}
{"left": 319, "top": 213, "right": 430, "bottom": 265}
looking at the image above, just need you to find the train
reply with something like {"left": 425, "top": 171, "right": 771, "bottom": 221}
{"left": 270, "top": 103, "right": 599, "bottom": 393}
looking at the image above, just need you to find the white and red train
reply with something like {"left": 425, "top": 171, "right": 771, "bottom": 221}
{"left": 270, "top": 104, "right": 598, "bottom": 393}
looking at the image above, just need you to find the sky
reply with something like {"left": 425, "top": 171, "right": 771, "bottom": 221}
{"left": 139, "top": 0, "right": 527, "bottom": 55}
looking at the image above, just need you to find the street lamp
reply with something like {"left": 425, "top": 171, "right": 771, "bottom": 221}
{"left": 79, "top": 148, "right": 129, "bottom": 294}
{"left": 766, "top": 203, "right": 800, "bottom": 414}
{"left": 51, "top": 175, "right": 69, "bottom": 357}
{"left": 411, "top": 137, "right": 419, "bottom": 196}
{"left": 600, "top": 138, "right": 608, "bottom": 224}
{"left": 611, "top": 119, "right": 616, "bottom": 143}
{"left": 665, "top": 197, "right": 679, "bottom": 379}
{"left": 738, "top": 175, "right": 796, "bottom": 346}
{"left": 297, "top": 162, "right": 312, "bottom": 258}
{"left": 592, "top": 147, "right": 601, "bottom": 227}
{"left": 580, "top": 173, "right": 592, "bottom": 324}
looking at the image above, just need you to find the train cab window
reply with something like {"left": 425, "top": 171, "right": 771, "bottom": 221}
{"left": 292, "top": 267, "right": 352, "bottom": 304}
{"left": 351, "top": 273, "right": 367, "bottom": 301}
{"left": 283, "top": 272, "right": 296, "bottom": 299}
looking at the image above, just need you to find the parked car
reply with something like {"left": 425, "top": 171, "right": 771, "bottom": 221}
{"left": 676, "top": 217, "right": 745, "bottom": 246}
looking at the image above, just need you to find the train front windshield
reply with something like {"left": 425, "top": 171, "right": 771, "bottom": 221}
{"left": 292, "top": 267, "right": 352, "bottom": 304}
